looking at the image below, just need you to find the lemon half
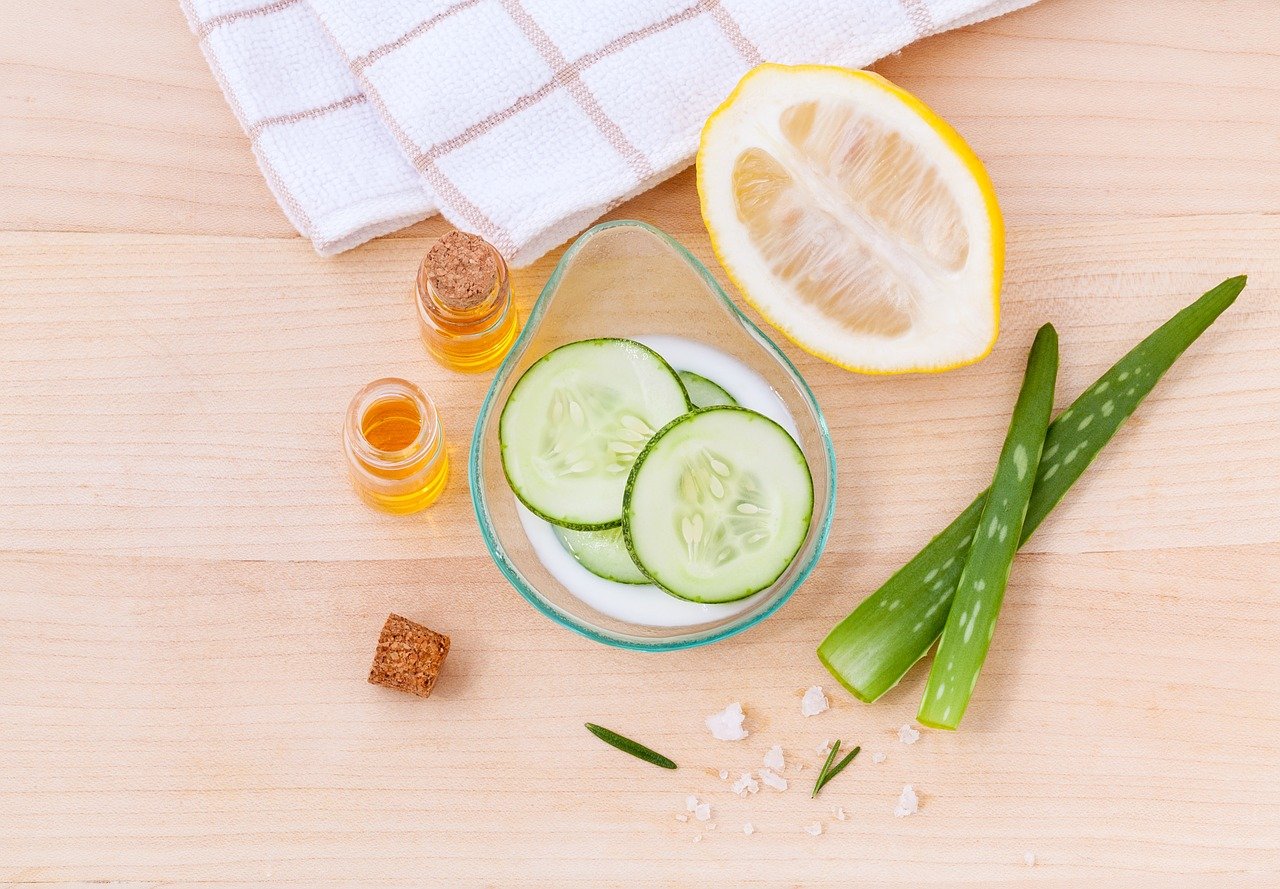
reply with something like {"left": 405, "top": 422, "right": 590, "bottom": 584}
{"left": 697, "top": 65, "right": 1003, "bottom": 375}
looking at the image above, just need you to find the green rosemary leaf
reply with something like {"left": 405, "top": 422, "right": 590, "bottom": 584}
{"left": 812, "top": 739, "right": 841, "bottom": 798}
{"left": 585, "top": 723, "right": 677, "bottom": 770}
{"left": 815, "top": 745, "right": 861, "bottom": 795}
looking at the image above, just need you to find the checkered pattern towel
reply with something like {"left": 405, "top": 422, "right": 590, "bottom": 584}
{"left": 182, "top": 0, "right": 1036, "bottom": 265}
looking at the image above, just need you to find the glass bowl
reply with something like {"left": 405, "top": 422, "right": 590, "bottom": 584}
{"left": 468, "top": 220, "right": 836, "bottom": 651}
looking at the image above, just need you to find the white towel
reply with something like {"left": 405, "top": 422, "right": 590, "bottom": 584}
{"left": 182, "top": 0, "right": 1036, "bottom": 265}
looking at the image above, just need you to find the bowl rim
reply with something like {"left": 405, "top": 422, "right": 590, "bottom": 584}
{"left": 468, "top": 219, "right": 837, "bottom": 651}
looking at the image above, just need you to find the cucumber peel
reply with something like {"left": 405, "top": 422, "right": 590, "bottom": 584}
{"left": 918, "top": 324, "right": 1058, "bottom": 730}
{"left": 818, "top": 276, "right": 1246, "bottom": 704}
{"left": 679, "top": 370, "right": 738, "bottom": 408}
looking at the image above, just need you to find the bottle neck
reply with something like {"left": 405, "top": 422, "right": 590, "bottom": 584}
{"left": 416, "top": 243, "right": 511, "bottom": 330}
{"left": 343, "top": 378, "right": 441, "bottom": 474}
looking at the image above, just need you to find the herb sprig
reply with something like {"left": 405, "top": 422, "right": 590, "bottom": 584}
{"left": 811, "top": 739, "right": 860, "bottom": 797}
{"left": 585, "top": 723, "right": 677, "bottom": 770}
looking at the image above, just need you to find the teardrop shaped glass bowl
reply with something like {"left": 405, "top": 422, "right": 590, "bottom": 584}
{"left": 469, "top": 221, "right": 836, "bottom": 650}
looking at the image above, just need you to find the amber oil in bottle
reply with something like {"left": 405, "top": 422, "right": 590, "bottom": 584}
{"left": 343, "top": 378, "right": 447, "bottom": 514}
{"left": 416, "top": 231, "right": 519, "bottom": 373}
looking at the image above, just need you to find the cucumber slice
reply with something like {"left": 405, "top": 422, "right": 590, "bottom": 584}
{"left": 678, "top": 371, "right": 737, "bottom": 408}
{"left": 500, "top": 338, "right": 691, "bottom": 529}
{"left": 624, "top": 407, "right": 813, "bottom": 603}
{"left": 554, "top": 526, "right": 650, "bottom": 585}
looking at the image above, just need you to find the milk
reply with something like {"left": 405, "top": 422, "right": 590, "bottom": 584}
{"left": 515, "top": 335, "right": 799, "bottom": 628}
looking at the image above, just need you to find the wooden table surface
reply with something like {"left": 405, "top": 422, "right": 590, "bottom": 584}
{"left": 3, "top": 1, "right": 1278, "bottom": 885}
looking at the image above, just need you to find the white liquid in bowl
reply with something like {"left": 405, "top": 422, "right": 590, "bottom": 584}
{"left": 515, "top": 335, "right": 800, "bottom": 628}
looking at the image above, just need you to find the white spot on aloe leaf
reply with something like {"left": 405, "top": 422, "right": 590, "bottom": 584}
{"left": 999, "top": 525, "right": 1009, "bottom": 543}
{"left": 1119, "top": 370, "right": 1130, "bottom": 381}
{"left": 1094, "top": 380, "right": 1111, "bottom": 394}
{"left": 1101, "top": 400, "right": 1115, "bottom": 417}
{"left": 1013, "top": 443, "right": 1029, "bottom": 481}
{"left": 987, "top": 517, "right": 999, "bottom": 538}
{"left": 1077, "top": 415, "right": 1094, "bottom": 431}
{"left": 1042, "top": 464, "right": 1059, "bottom": 480}
{"left": 1044, "top": 443, "right": 1059, "bottom": 460}
{"left": 934, "top": 683, "right": 946, "bottom": 699}
{"left": 974, "top": 579, "right": 986, "bottom": 592}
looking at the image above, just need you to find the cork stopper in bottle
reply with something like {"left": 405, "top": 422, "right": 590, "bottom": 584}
{"left": 425, "top": 231, "right": 499, "bottom": 312}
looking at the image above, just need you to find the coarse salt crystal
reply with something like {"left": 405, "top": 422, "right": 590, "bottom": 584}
{"left": 743, "top": 822, "right": 755, "bottom": 835}
{"left": 693, "top": 834, "right": 702, "bottom": 843}
{"left": 706, "top": 822, "right": 717, "bottom": 830}
{"left": 872, "top": 752, "right": 887, "bottom": 764}
{"left": 686, "top": 795, "right": 698, "bottom": 812}
{"left": 894, "top": 784, "right": 919, "bottom": 818}
{"left": 759, "top": 768, "right": 788, "bottom": 791}
{"left": 1024, "top": 852, "right": 1036, "bottom": 867}
{"left": 675, "top": 814, "right": 688, "bottom": 822}
{"left": 817, "top": 739, "right": 832, "bottom": 755}
{"left": 718, "top": 770, "right": 728, "bottom": 781}
{"left": 804, "top": 822, "right": 823, "bottom": 836}
{"left": 833, "top": 806, "right": 846, "bottom": 821}
{"left": 706, "top": 702, "right": 749, "bottom": 741}
{"left": 694, "top": 803, "right": 711, "bottom": 822}
{"left": 763, "top": 744, "right": 785, "bottom": 771}
{"left": 898, "top": 724, "right": 920, "bottom": 745}
{"left": 801, "top": 686, "right": 830, "bottom": 717}
{"left": 732, "top": 772, "right": 759, "bottom": 796}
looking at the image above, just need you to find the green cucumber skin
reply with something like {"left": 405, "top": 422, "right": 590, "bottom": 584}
{"left": 917, "top": 325, "right": 1058, "bottom": 730}
{"left": 554, "top": 526, "right": 650, "bottom": 585}
{"left": 622, "top": 406, "right": 813, "bottom": 604}
{"left": 818, "top": 276, "right": 1246, "bottom": 704}
{"left": 679, "top": 371, "right": 738, "bottom": 408}
{"left": 499, "top": 337, "right": 692, "bottom": 531}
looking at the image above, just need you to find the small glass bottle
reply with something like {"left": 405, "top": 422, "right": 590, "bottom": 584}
{"left": 416, "top": 231, "right": 519, "bottom": 373}
{"left": 343, "top": 378, "right": 448, "bottom": 514}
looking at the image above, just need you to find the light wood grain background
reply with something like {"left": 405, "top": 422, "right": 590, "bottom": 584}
{"left": 2, "top": 0, "right": 1278, "bottom": 885}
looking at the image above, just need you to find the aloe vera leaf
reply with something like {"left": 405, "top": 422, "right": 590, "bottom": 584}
{"left": 818, "top": 276, "right": 1246, "bottom": 703}
{"left": 917, "top": 325, "right": 1058, "bottom": 730}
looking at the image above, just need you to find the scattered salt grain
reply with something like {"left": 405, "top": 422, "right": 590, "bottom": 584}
{"left": 759, "top": 768, "right": 788, "bottom": 791}
{"left": 1024, "top": 851, "right": 1036, "bottom": 867}
{"left": 872, "top": 752, "right": 887, "bottom": 764}
{"left": 693, "top": 834, "right": 702, "bottom": 843}
{"left": 706, "top": 702, "right": 749, "bottom": 741}
{"left": 804, "top": 822, "right": 823, "bottom": 836}
{"left": 675, "top": 814, "right": 688, "bottom": 822}
{"left": 763, "top": 744, "right": 785, "bottom": 771}
{"left": 801, "top": 685, "right": 830, "bottom": 717}
{"left": 898, "top": 724, "right": 921, "bottom": 745}
{"left": 894, "top": 784, "right": 919, "bottom": 818}
{"left": 732, "top": 772, "right": 760, "bottom": 796}
{"left": 796, "top": 762, "right": 806, "bottom": 772}
{"left": 816, "top": 739, "right": 832, "bottom": 755}
{"left": 718, "top": 769, "right": 729, "bottom": 781}
{"left": 706, "top": 822, "right": 717, "bottom": 830}
{"left": 694, "top": 803, "right": 711, "bottom": 822}
{"left": 833, "top": 806, "right": 846, "bottom": 821}
{"left": 743, "top": 822, "right": 755, "bottom": 835}
{"left": 686, "top": 795, "right": 698, "bottom": 812}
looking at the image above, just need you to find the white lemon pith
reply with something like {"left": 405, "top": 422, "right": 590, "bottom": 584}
{"left": 697, "top": 65, "right": 1003, "bottom": 375}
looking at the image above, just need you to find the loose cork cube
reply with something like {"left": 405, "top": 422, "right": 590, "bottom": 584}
{"left": 368, "top": 613, "right": 450, "bottom": 698}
